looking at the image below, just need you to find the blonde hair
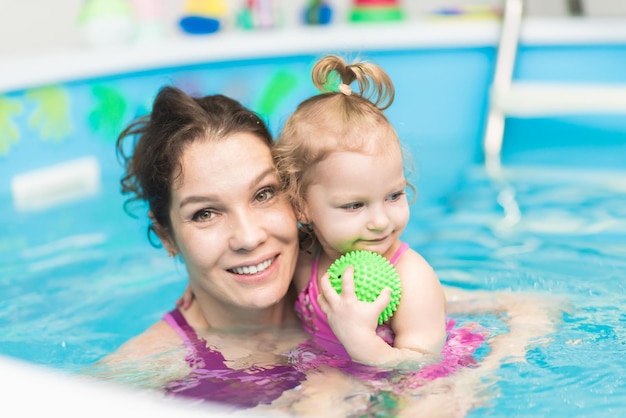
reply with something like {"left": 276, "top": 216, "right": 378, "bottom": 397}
{"left": 275, "top": 55, "right": 414, "bottom": 221}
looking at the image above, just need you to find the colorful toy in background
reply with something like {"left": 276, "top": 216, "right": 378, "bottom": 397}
{"left": 428, "top": 5, "right": 502, "bottom": 19}
{"left": 304, "top": 0, "right": 333, "bottom": 25}
{"left": 130, "top": 0, "right": 166, "bottom": 41}
{"left": 179, "top": 0, "right": 228, "bottom": 35}
{"left": 237, "top": 0, "right": 282, "bottom": 30}
{"left": 348, "top": 0, "right": 405, "bottom": 23}
{"left": 77, "top": 0, "right": 135, "bottom": 46}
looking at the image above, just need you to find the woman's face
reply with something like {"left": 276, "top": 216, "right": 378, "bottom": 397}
{"left": 162, "top": 133, "right": 299, "bottom": 325}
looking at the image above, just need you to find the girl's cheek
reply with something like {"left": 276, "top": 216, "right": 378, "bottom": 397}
{"left": 338, "top": 238, "right": 359, "bottom": 254}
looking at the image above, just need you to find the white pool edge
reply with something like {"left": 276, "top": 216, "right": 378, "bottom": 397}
{"left": 0, "top": 355, "right": 262, "bottom": 417}
{"left": 2, "top": 17, "right": 626, "bottom": 93}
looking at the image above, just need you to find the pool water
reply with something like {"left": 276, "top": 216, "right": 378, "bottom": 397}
{"left": 2, "top": 41, "right": 626, "bottom": 415}
{"left": 413, "top": 165, "right": 626, "bottom": 416}
{"left": 1, "top": 160, "right": 624, "bottom": 416}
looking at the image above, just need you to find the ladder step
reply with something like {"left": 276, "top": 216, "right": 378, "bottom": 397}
{"left": 492, "top": 82, "right": 626, "bottom": 116}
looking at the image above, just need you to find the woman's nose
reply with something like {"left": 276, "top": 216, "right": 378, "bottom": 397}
{"left": 229, "top": 210, "right": 267, "bottom": 251}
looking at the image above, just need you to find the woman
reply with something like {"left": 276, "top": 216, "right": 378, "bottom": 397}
{"left": 95, "top": 85, "right": 560, "bottom": 417}
{"left": 96, "top": 86, "right": 372, "bottom": 413}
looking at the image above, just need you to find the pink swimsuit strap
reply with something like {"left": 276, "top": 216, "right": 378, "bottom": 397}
{"left": 389, "top": 242, "right": 410, "bottom": 265}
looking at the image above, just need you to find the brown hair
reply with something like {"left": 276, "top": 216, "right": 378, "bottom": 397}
{"left": 274, "top": 55, "right": 414, "bottom": 221}
{"left": 116, "top": 86, "right": 273, "bottom": 245}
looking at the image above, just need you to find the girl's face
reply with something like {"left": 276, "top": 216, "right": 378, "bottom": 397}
{"left": 302, "top": 148, "right": 410, "bottom": 261}
{"left": 162, "top": 133, "right": 299, "bottom": 326}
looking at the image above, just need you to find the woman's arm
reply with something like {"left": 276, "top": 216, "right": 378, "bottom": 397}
{"left": 444, "top": 286, "right": 564, "bottom": 363}
{"left": 397, "top": 286, "right": 564, "bottom": 416}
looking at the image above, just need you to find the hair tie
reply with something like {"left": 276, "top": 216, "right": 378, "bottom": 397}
{"left": 338, "top": 83, "right": 352, "bottom": 96}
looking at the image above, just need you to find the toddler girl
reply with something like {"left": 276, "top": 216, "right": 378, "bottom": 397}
{"left": 274, "top": 55, "right": 448, "bottom": 367}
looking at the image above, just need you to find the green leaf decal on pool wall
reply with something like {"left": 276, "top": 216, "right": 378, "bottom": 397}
{"left": 0, "top": 96, "right": 23, "bottom": 155}
{"left": 0, "top": 95, "right": 23, "bottom": 155}
{"left": 89, "top": 85, "right": 128, "bottom": 140}
{"left": 27, "top": 86, "right": 73, "bottom": 142}
{"left": 256, "top": 70, "right": 300, "bottom": 117}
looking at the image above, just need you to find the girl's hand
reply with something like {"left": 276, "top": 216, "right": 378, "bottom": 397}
{"left": 175, "top": 284, "right": 194, "bottom": 310}
{"left": 318, "top": 265, "right": 391, "bottom": 358}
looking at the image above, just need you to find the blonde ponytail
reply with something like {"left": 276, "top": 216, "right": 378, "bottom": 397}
{"left": 311, "top": 55, "right": 395, "bottom": 110}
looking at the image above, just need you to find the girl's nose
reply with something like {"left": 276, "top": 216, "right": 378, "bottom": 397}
{"left": 366, "top": 205, "right": 390, "bottom": 231}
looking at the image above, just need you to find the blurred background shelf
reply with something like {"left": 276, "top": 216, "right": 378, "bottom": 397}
{"left": 3, "top": 17, "right": 626, "bottom": 93}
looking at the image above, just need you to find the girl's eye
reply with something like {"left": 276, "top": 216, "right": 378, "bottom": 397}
{"left": 192, "top": 209, "right": 216, "bottom": 222}
{"left": 342, "top": 202, "right": 364, "bottom": 211}
{"left": 387, "top": 191, "right": 405, "bottom": 202}
{"left": 255, "top": 186, "right": 276, "bottom": 203}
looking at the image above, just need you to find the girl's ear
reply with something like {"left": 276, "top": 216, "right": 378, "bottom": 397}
{"left": 150, "top": 211, "right": 179, "bottom": 256}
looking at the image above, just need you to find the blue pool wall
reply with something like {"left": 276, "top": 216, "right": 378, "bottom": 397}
{"left": 0, "top": 47, "right": 494, "bottom": 213}
{"left": 2, "top": 34, "right": 626, "bottom": 221}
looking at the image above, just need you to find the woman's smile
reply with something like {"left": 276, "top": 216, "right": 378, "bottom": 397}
{"left": 228, "top": 255, "right": 276, "bottom": 276}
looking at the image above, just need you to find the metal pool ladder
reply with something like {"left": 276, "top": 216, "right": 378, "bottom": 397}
{"left": 483, "top": 0, "right": 626, "bottom": 176}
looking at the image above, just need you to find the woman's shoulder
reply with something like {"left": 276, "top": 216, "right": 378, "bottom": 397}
{"left": 84, "top": 316, "right": 190, "bottom": 387}
{"left": 104, "top": 318, "right": 184, "bottom": 364}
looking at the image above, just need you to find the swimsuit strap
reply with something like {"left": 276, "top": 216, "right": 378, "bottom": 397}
{"left": 164, "top": 308, "right": 230, "bottom": 369}
{"left": 163, "top": 308, "right": 197, "bottom": 345}
{"left": 389, "top": 242, "right": 410, "bottom": 265}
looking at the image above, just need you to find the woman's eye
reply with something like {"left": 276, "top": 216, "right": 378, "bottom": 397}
{"left": 255, "top": 186, "right": 276, "bottom": 203}
{"left": 192, "top": 209, "right": 215, "bottom": 222}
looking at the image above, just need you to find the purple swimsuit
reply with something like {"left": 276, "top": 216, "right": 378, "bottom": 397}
{"left": 163, "top": 308, "right": 306, "bottom": 407}
{"left": 161, "top": 244, "right": 487, "bottom": 406}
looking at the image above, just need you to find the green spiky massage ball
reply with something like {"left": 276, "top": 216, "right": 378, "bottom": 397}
{"left": 327, "top": 250, "right": 402, "bottom": 325}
